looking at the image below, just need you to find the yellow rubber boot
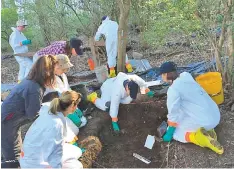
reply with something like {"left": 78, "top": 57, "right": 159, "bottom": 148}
{"left": 126, "top": 63, "right": 133, "bottom": 73}
{"left": 87, "top": 92, "right": 97, "bottom": 103}
{"left": 109, "top": 68, "right": 116, "bottom": 78}
{"left": 207, "top": 129, "right": 217, "bottom": 140}
{"left": 188, "top": 128, "right": 223, "bottom": 154}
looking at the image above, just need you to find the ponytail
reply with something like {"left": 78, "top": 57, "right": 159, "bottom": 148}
{"left": 50, "top": 98, "right": 61, "bottom": 115}
{"left": 49, "top": 90, "right": 82, "bottom": 115}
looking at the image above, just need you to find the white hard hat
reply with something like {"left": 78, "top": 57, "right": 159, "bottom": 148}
{"left": 16, "top": 20, "right": 28, "bottom": 27}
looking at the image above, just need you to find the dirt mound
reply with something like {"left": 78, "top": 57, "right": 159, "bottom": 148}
{"left": 79, "top": 136, "right": 102, "bottom": 168}
{"left": 79, "top": 95, "right": 168, "bottom": 168}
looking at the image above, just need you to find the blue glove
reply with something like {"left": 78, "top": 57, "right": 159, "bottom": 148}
{"left": 147, "top": 91, "right": 154, "bottom": 98}
{"left": 21, "top": 39, "right": 31, "bottom": 45}
{"left": 162, "top": 126, "right": 176, "bottom": 142}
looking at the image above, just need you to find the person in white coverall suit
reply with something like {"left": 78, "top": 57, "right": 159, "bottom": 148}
{"left": 160, "top": 61, "right": 224, "bottom": 155}
{"left": 20, "top": 91, "right": 83, "bottom": 168}
{"left": 95, "top": 16, "right": 133, "bottom": 77}
{"left": 9, "top": 20, "right": 33, "bottom": 83}
{"left": 44, "top": 54, "right": 87, "bottom": 146}
{"left": 87, "top": 72, "right": 154, "bottom": 131}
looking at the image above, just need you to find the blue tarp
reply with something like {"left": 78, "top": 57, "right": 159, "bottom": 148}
{"left": 1, "top": 60, "right": 217, "bottom": 92}
{"left": 139, "top": 60, "right": 216, "bottom": 82}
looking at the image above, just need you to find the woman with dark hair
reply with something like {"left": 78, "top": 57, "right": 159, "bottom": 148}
{"left": 160, "top": 61, "right": 223, "bottom": 154}
{"left": 1, "top": 55, "right": 59, "bottom": 163}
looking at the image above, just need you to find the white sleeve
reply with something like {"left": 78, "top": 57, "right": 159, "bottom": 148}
{"left": 9, "top": 32, "right": 21, "bottom": 49}
{"left": 127, "top": 74, "right": 148, "bottom": 89}
{"left": 95, "top": 25, "right": 103, "bottom": 41}
{"left": 166, "top": 87, "right": 181, "bottom": 127}
{"left": 109, "top": 90, "right": 122, "bottom": 118}
{"left": 120, "top": 96, "right": 133, "bottom": 104}
{"left": 64, "top": 74, "right": 71, "bottom": 91}
{"left": 46, "top": 123, "right": 64, "bottom": 168}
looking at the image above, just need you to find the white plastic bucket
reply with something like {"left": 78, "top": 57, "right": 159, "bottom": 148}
{"left": 94, "top": 66, "right": 108, "bottom": 83}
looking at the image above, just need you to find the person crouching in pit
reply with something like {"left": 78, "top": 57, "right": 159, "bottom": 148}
{"left": 87, "top": 72, "right": 154, "bottom": 131}
{"left": 160, "top": 61, "right": 223, "bottom": 154}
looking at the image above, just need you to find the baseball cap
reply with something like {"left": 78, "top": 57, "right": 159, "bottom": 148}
{"left": 56, "top": 54, "right": 74, "bottom": 69}
{"left": 101, "top": 16, "right": 108, "bottom": 21}
{"left": 128, "top": 80, "right": 139, "bottom": 99}
{"left": 16, "top": 20, "right": 28, "bottom": 27}
{"left": 70, "top": 38, "right": 83, "bottom": 56}
{"left": 159, "top": 61, "right": 177, "bottom": 74}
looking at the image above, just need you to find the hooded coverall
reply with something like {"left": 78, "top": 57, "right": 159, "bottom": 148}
{"left": 44, "top": 74, "right": 87, "bottom": 135}
{"left": 94, "top": 72, "right": 148, "bottom": 118}
{"left": 20, "top": 111, "right": 83, "bottom": 168}
{"left": 95, "top": 17, "right": 129, "bottom": 69}
{"left": 45, "top": 73, "right": 87, "bottom": 124}
{"left": 167, "top": 72, "right": 220, "bottom": 142}
{"left": 9, "top": 27, "right": 33, "bottom": 81}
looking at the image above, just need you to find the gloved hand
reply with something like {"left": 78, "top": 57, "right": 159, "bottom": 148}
{"left": 109, "top": 68, "right": 116, "bottom": 78}
{"left": 126, "top": 63, "right": 133, "bottom": 73}
{"left": 67, "top": 109, "right": 83, "bottom": 127}
{"left": 72, "top": 142, "right": 86, "bottom": 153}
{"left": 147, "top": 91, "right": 155, "bottom": 98}
{"left": 80, "top": 147, "right": 86, "bottom": 153}
{"left": 162, "top": 126, "right": 176, "bottom": 142}
{"left": 21, "top": 39, "right": 31, "bottom": 45}
{"left": 112, "top": 121, "right": 120, "bottom": 131}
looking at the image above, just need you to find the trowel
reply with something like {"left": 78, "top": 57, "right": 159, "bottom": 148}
{"left": 155, "top": 121, "right": 167, "bottom": 142}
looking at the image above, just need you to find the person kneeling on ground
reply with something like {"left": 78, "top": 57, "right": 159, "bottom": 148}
{"left": 1, "top": 55, "right": 58, "bottom": 165}
{"left": 160, "top": 61, "right": 224, "bottom": 154}
{"left": 42, "top": 54, "right": 87, "bottom": 141}
{"left": 43, "top": 54, "right": 87, "bottom": 129}
{"left": 87, "top": 72, "right": 154, "bottom": 131}
{"left": 20, "top": 91, "right": 83, "bottom": 168}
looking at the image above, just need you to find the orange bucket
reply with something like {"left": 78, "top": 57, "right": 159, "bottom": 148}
{"left": 195, "top": 72, "right": 224, "bottom": 105}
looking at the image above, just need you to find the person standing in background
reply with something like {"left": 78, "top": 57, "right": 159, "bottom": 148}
{"left": 95, "top": 16, "right": 133, "bottom": 77}
{"left": 9, "top": 20, "right": 33, "bottom": 83}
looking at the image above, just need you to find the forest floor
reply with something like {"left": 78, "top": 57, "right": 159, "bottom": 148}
{"left": 1, "top": 35, "right": 234, "bottom": 167}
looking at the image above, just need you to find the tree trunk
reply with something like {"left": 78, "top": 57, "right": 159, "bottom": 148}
{"left": 117, "top": 0, "right": 131, "bottom": 73}
{"left": 227, "top": 0, "right": 234, "bottom": 85}
{"left": 1, "top": 0, "right": 5, "bottom": 8}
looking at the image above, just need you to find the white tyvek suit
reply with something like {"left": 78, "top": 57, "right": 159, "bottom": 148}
{"left": 167, "top": 72, "right": 220, "bottom": 143}
{"left": 95, "top": 72, "right": 148, "bottom": 118}
{"left": 45, "top": 74, "right": 87, "bottom": 130}
{"left": 9, "top": 27, "right": 33, "bottom": 81}
{"left": 39, "top": 102, "right": 80, "bottom": 143}
{"left": 44, "top": 73, "right": 71, "bottom": 96}
{"left": 95, "top": 17, "right": 128, "bottom": 68}
{"left": 20, "top": 110, "right": 83, "bottom": 168}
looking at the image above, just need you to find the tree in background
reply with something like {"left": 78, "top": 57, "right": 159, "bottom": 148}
{"left": 1, "top": 1, "right": 18, "bottom": 52}
{"left": 117, "top": 0, "right": 131, "bottom": 72}
{"left": 196, "top": 0, "right": 233, "bottom": 85}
